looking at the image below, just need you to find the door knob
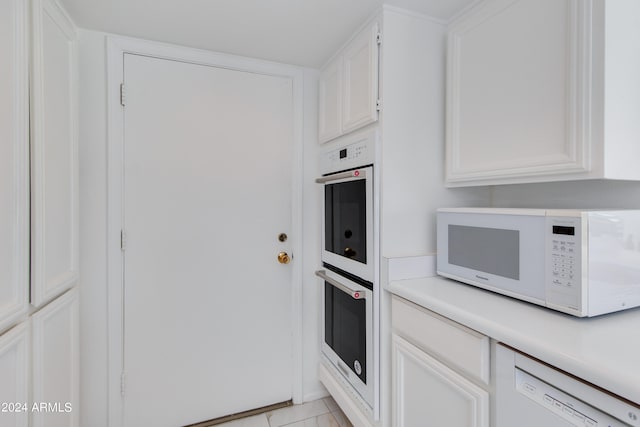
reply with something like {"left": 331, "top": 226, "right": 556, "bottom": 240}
{"left": 277, "top": 252, "right": 291, "bottom": 264}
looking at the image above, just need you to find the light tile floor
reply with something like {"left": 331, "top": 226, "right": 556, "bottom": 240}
{"left": 216, "top": 397, "right": 353, "bottom": 427}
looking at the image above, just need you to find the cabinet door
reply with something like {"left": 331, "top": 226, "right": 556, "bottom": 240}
{"left": 0, "top": 0, "right": 29, "bottom": 332}
{"left": 446, "top": 0, "right": 591, "bottom": 185}
{"left": 318, "top": 57, "right": 343, "bottom": 143}
{"left": 392, "top": 334, "right": 489, "bottom": 427}
{"left": 0, "top": 322, "right": 29, "bottom": 427}
{"left": 32, "top": 289, "right": 79, "bottom": 427}
{"left": 342, "top": 21, "right": 379, "bottom": 134}
{"left": 30, "top": 0, "right": 78, "bottom": 307}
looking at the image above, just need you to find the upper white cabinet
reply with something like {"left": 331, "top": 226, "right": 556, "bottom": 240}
{"left": 0, "top": 0, "right": 30, "bottom": 333}
{"left": 446, "top": 0, "right": 640, "bottom": 186}
{"left": 30, "top": 0, "right": 78, "bottom": 306}
{"left": 318, "top": 58, "right": 342, "bottom": 142}
{"left": 318, "top": 21, "right": 379, "bottom": 143}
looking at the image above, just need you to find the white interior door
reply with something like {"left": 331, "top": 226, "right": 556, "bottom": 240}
{"left": 122, "top": 53, "right": 294, "bottom": 427}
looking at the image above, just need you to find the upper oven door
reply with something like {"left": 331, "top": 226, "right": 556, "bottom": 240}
{"left": 318, "top": 166, "right": 374, "bottom": 282}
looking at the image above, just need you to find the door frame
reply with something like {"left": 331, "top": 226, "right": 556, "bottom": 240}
{"left": 105, "top": 35, "right": 304, "bottom": 427}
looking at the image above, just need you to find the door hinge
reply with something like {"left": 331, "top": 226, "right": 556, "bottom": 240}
{"left": 120, "top": 230, "right": 127, "bottom": 251}
{"left": 120, "top": 372, "right": 126, "bottom": 396}
{"left": 120, "top": 83, "right": 126, "bottom": 106}
{"left": 376, "top": 99, "right": 382, "bottom": 112}
{"left": 376, "top": 32, "right": 382, "bottom": 45}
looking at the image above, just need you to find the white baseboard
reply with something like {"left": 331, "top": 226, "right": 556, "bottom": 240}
{"left": 303, "top": 387, "right": 330, "bottom": 403}
{"left": 318, "top": 363, "right": 374, "bottom": 427}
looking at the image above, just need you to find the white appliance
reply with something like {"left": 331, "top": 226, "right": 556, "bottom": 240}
{"left": 316, "top": 129, "right": 379, "bottom": 419}
{"left": 317, "top": 130, "right": 375, "bottom": 282}
{"left": 316, "top": 268, "right": 374, "bottom": 407}
{"left": 495, "top": 344, "right": 640, "bottom": 427}
{"left": 437, "top": 208, "right": 640, "bottom": 317}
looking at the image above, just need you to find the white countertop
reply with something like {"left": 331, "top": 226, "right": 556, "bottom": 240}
{"left": 387, "top": 276, "right": 640, "bottom": 405}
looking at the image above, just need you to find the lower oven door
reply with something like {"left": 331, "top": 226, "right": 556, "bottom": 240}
{"left": 316, "top": 269, "right": 373, "bottom": 407}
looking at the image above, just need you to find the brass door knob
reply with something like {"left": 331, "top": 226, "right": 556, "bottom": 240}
{"left": 278, "top": 252, "right": 291, "bottom": 264}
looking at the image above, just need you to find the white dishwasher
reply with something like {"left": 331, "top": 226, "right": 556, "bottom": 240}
{"left": 495, "top": 344, "right": 639, "bottom": 427}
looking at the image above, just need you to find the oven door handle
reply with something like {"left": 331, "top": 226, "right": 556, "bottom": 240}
{"left": 315, "top": 169, "right": 366, "bottom": 184}
{"left": 315, "top": 270, "right": 366, "bottom": 300}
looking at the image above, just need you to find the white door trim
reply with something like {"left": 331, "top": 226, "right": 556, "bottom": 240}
{"left": 106, "top": 35, "right": 304, "bottom": 427}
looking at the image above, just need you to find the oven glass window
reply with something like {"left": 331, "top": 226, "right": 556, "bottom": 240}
{"left": 325, "top": 179, "right": 367, "bottom": 264}
{"left": 448, "top": 224, "right": 520, "bottom": 280}
{"left": 324, "top": 282, "right": 367, "bottom": 382}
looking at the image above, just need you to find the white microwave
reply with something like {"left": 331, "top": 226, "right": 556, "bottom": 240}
{"left": 437, "top": 208, "right": 640, "bottom": 317}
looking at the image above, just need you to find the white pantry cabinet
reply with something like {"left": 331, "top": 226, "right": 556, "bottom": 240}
{"left": 30, "top": 0, "right": 79, "bottom": 307}
{"left": 391, "top": 296, "right": 489, "bottom": 427}
{"left": 31, "top": 289, "right": 79, "bottom": 427}
{"left": 318, "top": 20, "right": 379, "bottom": 143}
{"left": 1, "top": 0, "right": 79, "bottom": 424}
{"left": 446, "top": 0, "right": 640, "bottom": 186}
{"left": 0, "top": 322, "right": 30, "bottom": 427}
{"left": 0, "top": 0, "right": 30, "bottom": 333}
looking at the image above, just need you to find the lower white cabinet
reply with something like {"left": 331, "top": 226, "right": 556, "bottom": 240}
{"left": 391, "top": 296, "right": 489, "bottom": 427}
{"left": 392, "top": 335, "right": 489, "bottom": 427}
{"left": 0, "top": 322, "right": 30, "bottom": 427}
{"left": 31, "top": 288, "right": 79, "bottom": 427}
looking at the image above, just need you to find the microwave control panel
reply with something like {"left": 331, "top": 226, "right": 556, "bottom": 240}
{"left": 546, "top": 216, "right": 582, "bottom": 313}
{"left": 320, "top": 131, "right": 375, "bottom": 175}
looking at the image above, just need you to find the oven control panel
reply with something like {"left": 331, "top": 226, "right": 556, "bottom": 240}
{"left": 320, "top": 131, "right": 376, "bottom": 174}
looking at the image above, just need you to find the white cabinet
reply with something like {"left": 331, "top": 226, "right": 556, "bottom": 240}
{"left": 0, "top": 0, "right": 30, "bottom": 333}
{"left": 392, "top": 335, "right": 489, "bottom": 427}
{"left": 318, "top": 21, "right": 379, "bottom": 143}
{"left": 318, "top": 57, "right": 342, "bottom": 142}
{"left": 30, "top": 0, "right": 79, "bottom": 307}
{"left": 446, "top": 0, "right": 640, "bottom": 186}
{"left": 31, "top": 289, "right": 79, "bottom": 427}
{"left": 0, "top": 323, "right": 30, "bottom": 427}
{"left": 391, "top": 296, "right": 489, "bottom": 427}
{"left": 0, "top": 0, "right": 79, "bottom": 424}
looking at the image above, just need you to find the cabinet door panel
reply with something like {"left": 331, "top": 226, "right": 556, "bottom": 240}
{"left": 32, "top": 289, "right": 79, "bottom": 427}
{"left": 0, "top": 0, "right": 29, "bottom": 333}
{"left": 0, "top": 322, "right": 29, "bottom": 427}
{"left": 342, "top": 22, "right": 379, "bottom": 133}
{"left": 392, "top": 335, "right": 489, "bottom": 427}
{"left": 447, "top": 0, "right": 590, "bottom": 183}
{"left": 318, "top": 57, "right": 342, "bottom": 143}
{"left": 31, "top": 0, "right": 78, "bottom": 307}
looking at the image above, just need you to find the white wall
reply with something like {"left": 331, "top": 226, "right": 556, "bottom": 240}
{"left": 300, "top": 69, "right": 325, "bottom": 402}
{"left": 379, "top": 9, "right": 490, "bottom": 258}
{"left": 491, "top": 179, "right": 640, "bottom": 210}
{"left": 77, "top": 29, "right": 324, "bottom": 425}
{"left": 78, "top": 29, "right": 109, "bottom": 427}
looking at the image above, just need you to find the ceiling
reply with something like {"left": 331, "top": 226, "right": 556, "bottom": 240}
{"left": 58, "top": 0, "right": 475, "bottom": 68}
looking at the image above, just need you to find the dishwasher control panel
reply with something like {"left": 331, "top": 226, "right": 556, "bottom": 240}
{"left": 496, "top": 344, "right": 639, "bottom": 427}
{"left": 516, "top": 368, "right": 631, "bottom": 427}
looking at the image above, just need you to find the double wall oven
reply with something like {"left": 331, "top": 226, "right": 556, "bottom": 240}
{"left": 316, "top": 130, "right": 377, "bottom": 411}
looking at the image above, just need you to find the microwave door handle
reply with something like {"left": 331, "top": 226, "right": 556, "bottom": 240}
{"left": 315, "top": 169, "right": 366, "bottom": 184}
{"left": 315, "top": 270, "right": 366, "bottom": 300}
